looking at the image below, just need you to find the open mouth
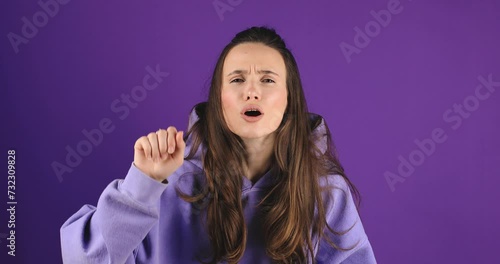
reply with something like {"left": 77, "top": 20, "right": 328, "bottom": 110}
{"left": 244, "top": 109, "right": 262, "bottom": 117}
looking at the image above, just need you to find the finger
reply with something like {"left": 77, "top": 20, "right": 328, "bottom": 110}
{"left": 156, "top": 129, "right": 168, "bottom": 159}
{"left": 172, "top": 131, "right": 186, "bottom": 161}
{"left": 166, "top": 126, "right": 178, "bottom": 154}
{"left": 135, "top": 136, "right": 152, "bottom": 160}
{"left": 147, "top": 132, "right": 160, "bottom": 161}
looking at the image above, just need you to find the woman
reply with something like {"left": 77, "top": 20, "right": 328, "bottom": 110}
{"left": 60, "top": 26, "right": 376, "bottom": 263}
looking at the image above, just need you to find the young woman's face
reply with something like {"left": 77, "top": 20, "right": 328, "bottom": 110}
{"left": 221, "top": 43, "right": 288, "bottom": 140}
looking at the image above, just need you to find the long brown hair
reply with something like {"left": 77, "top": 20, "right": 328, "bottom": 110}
{"left": 180, "top": 26, "right": 361, "bottom": 263}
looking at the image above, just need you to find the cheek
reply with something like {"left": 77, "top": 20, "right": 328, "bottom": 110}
{"left": 278, "top": 90, "right": 288, "bottom": 112}
{"left": 221, "top": 89, "right": 239, "bottom": 128}
{"left": 273, "top": 89, "right": 288, "bottom": 114}
{"left": 266, "top": 89, "right": 288, "bottom": 130}
{"left": 221, "top": 89, "right": 238, "bottom": 113}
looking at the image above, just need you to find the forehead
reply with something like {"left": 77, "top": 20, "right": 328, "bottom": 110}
{"left": 223, "top": 43, "right": 286, "bottom": 74}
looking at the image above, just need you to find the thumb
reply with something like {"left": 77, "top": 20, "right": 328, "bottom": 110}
{"left": 172, "top": 131, "right": 186, "bottom": 160}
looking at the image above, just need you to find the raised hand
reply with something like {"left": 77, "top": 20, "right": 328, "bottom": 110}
{"left": 133, "top": 126, "right": 186, "bottom": 182}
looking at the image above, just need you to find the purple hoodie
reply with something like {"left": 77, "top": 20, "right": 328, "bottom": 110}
{"left": 60, "top": 107, "right": 377, "bottom": 264}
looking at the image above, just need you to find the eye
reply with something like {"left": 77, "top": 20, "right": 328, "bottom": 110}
{"left": 230, "top": 78, "right": 244, "bottom": 83}
{"left": 262, "top": 78, "right": 275, "bottom": 83}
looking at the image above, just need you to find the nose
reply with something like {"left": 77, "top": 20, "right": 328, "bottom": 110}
{"left": 244, "top": 83, "right": 260, "bottom": 101}
{"left": 246, "top": 93, "right": 259, "bottom": 101}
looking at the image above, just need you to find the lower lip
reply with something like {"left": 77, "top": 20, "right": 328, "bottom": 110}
{"left": 241, "top": 113, "right": 263, "bottom": 122}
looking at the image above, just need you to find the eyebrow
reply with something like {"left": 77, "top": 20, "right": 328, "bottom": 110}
{"left": 226, "top": 69, "right": 280, "bottom": 77}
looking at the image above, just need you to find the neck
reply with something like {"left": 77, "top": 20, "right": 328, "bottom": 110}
{"left": 241, "top": 133, "right": 275, "bottom": 183}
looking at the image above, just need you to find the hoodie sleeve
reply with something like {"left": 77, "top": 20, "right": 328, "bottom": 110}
{"left": 315, "top": 175, "right": 377, "bottom": 264}
{"left": 60, "top": 162, "right": 168, "bottom": 264}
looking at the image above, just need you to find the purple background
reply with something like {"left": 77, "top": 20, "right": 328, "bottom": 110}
{"left": 2, "top": 0, "right": 499, "bottom": 263}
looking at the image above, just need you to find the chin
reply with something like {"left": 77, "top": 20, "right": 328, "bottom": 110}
{"left": 233, "top": 128, "right": 276, "bottom": 140}
{"left": 234, "top": 131, "right": 263, "bottom": 139}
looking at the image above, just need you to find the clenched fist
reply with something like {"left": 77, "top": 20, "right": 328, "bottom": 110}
{"left": 134, "top": 126, "right": 186, "bottom": 182}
